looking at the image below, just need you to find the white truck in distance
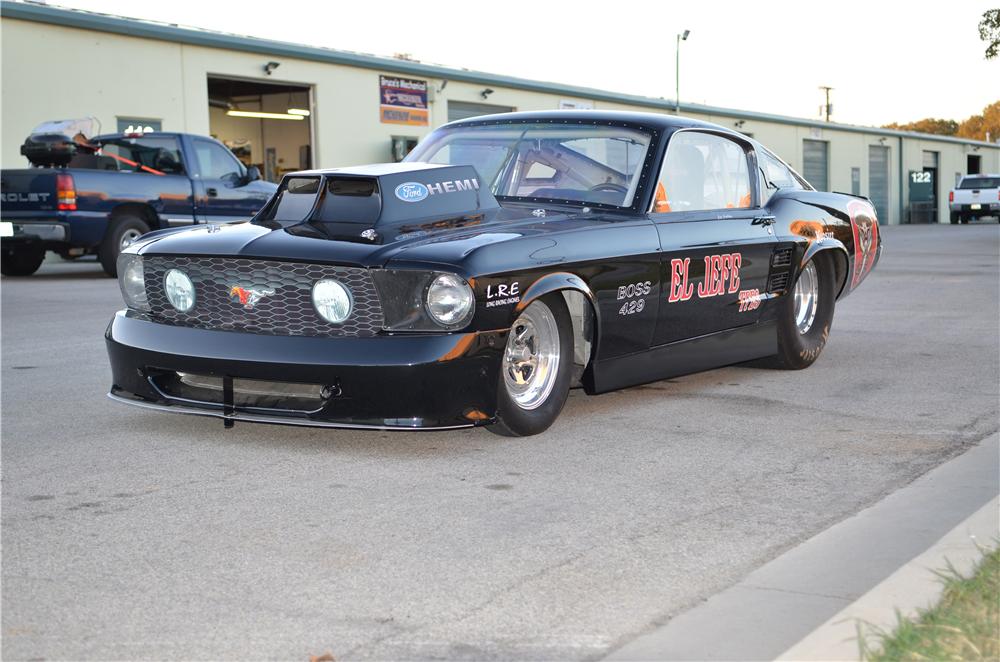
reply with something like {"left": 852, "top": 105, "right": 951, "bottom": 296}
{"left": 949, "top": 174, "right": 1000, "bottom": 224}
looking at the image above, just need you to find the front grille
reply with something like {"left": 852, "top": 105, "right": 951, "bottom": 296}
{"left": 143, "top": 256, "right": 383, "bottom": 337}
{"left": 768, "top": 272, "right": 790, "bottom": 292}
{"left": 771, "top": 247, "right": 793, "bottom": 267}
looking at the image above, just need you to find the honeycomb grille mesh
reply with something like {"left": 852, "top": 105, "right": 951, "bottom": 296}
{"left": 143, "top": 256, "right": 383, "bottom": 337}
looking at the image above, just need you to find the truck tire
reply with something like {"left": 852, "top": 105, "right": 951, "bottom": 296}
{"left": 100, "top": 215, "right": 150, "bottom": 277}
{"left": 950, "top": 212, "right": 960, "bottom": 224}
{"left": 1, "top": 245, "right": 46, "bottom": 276}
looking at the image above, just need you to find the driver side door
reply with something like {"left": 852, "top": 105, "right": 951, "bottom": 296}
{"left": 188, "top": 137, "right": 268, "bottom": 223}
{"left": 650, "top": 130, "right": 777, "bottom": 345}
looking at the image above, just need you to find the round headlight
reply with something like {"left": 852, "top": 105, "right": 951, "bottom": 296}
{"left": 164, "top": 269, "right": 196, "bottom": 312}
{"left": 312, "top": 279, "right": 352, "bottom": 324}
{"left": 117, "top": 254, "right": 149, "bottom": 311}
{"left": 426, "top": 273, "right": 474, "bottom": 327}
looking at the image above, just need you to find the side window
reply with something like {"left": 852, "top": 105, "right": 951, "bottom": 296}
{"left": 759, "top": 150, "right": 800, "bottom": 204}
{"left": 653, "top": 132, "right": 752, "bottom": 213}
{"left": 193, "top": 139, "right": 244, "bottom": 182}
{"left": 98, "top": 136, "right": 185, "bottom": 175}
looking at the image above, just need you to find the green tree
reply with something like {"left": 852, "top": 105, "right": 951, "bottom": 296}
{"left": 980, "top": 9, "right": 1000, "bottom": 59}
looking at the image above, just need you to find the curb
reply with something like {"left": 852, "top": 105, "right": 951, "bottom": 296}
{"left": 604, "top": 433, "right": 999, "bottom": 661}
{"left": 778, "top": 495, "right": 999, "bottom": 660}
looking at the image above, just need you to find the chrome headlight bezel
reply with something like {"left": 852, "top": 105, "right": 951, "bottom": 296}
{"left": 116, "top": 253, "right": 150, "bottom": 311}
{"left": 370, "top": 270, "right": 476, "bottom": 332}
{"left": 425, "top": 273, "right": 475, "bottom": 329}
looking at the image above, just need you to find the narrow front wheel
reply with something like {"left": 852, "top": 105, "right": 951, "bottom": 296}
{"left": 490, "top": 294, "right": 574, "bottom": 437}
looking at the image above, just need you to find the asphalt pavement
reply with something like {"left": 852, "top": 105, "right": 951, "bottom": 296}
{"left": 2, "top": 224, "right": 998, "bottom": 661}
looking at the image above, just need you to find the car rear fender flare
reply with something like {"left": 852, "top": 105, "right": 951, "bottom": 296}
{"left": 511, "top": 272, "right": 601, "bottom": 381}
{"left": 801, "top": 242, "right": 850, "bottom": 300}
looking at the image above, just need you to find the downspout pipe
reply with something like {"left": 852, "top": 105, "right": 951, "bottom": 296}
{"left": 898, "top": 134, "right": 905, "bottom": 225}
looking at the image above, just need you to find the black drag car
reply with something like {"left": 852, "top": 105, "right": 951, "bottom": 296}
{"left": 106, "top": 111, "right": 881, "bottom": 436}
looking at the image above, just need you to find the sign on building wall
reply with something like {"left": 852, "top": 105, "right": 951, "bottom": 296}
{"left": 559, "top": 99, "right": 594, "bottom": 110}
{"left": 379, "top": 76, "right": 428, "bottom": 126}
{"left": 908, "top": 170, "right": 934, "bottom": 202}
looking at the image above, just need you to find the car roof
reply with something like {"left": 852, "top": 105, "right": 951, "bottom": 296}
{"left": 442, "top": 109, "right": 738, "bottom": 134}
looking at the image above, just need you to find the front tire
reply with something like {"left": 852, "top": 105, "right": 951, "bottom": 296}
{"left": 100, "top": 215, "right": 150, "bottom": 277}
{"left": 490, "top": 294, "right": 574, "bottom": 437}
{"left": 762, "top": 252, "right": 836, "bottom": 370}
{"left": 0, "top": 245, "right": 45, "bottom": 276}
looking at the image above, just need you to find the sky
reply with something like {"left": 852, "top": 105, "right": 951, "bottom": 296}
{"left": 41, "top": 0, "right": 1000, "bottom": 127}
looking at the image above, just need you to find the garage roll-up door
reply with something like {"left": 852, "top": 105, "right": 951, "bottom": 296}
{"left": 868, "top": 145, "right": 889, "bottom": 223}
{"left": 447, "top": 101, "right": 515, "bottom": 122}
{"left": 802, "top": 139, "right": 829, "bottom": 191}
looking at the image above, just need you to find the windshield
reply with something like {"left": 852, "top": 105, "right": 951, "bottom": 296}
{"left": 959, "top": 177, "right": 1000, "bottom": 189}
{"left": 406, "top": 122, "right": 653, "bottom": 208}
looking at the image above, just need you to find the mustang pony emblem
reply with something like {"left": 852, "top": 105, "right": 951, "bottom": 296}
{"left": 229, "top": 286, "right": 274, "bottom": 310}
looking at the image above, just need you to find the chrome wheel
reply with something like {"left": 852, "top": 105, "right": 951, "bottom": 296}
{"left": 503, "top": 301, "right": 561, "bottom": 410}
{"left": 793, "top": 261, "right": 819, "bottom": 334}
{"left": 120, "top": 228, "right": 143, "bottom": 250}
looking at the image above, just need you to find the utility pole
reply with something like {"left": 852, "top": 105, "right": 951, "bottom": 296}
{"left": 675, "top": 29, "right": 690, "bottom": 114}
{"left": 819, "top": 85, "right": 833, "bottom": 122}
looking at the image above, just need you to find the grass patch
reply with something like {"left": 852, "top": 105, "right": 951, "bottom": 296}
{"left": 862, "top": 545, "right": 999, "bottom": 661}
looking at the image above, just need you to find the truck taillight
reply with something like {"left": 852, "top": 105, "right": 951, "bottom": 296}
{"left": 56, "top": 173, "right": 76, "bottom": 211}
{"left": 948, "top": 190, "right": 954, "bottom": 203}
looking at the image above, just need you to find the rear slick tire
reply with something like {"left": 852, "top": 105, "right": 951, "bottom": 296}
{"left": 489, "top": 294, "right": 574, "bottom": 437}
{"left": 762, "top": 252, "right": 836, "bottom": 370}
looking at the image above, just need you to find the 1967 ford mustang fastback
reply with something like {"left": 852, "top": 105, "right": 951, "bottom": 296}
{"left": 106, "top": 110, "right": 881, "bottom": 436}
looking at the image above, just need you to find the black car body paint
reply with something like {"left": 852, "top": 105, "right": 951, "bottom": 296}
{"left": 105, "top": 111, "right": 882, "bottom": 430}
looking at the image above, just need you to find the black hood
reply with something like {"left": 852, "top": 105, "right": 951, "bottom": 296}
{"left": 132, "top": 162, "right": 616, "bottom": 269}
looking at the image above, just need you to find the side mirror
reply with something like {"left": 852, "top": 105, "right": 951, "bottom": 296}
{"left": 245, "top": 165, "right": 261, "bottom": 183}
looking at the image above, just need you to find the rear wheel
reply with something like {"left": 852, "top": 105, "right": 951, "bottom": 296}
{"left": 950, "top": 212, "right": 960, "bottom": 225}
{"left": 762, "top": 253, "right": 836, "bottom": 370}
{"left": 99, "top": 215, "right": 150, "bottom": 277}
{"left": 490, "top": 294, "right": 574, "bottom": 437}
{"left": 0, "top": 245, "right": 45, "bottom": 276}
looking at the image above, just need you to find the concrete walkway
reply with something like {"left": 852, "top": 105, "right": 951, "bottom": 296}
{"left": 606, "top": 433, "right": 999, "bottom": 661}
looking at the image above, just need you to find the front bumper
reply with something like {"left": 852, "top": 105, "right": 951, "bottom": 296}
{"left": 106, "top": 311, "right": 506, "bottom": 430}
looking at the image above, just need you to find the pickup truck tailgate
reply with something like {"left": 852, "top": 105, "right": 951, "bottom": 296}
{"left": 0, "top": 171, "right": 59, "bottom": 212}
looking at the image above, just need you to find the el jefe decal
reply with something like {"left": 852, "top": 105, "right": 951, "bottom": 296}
{"left": 668, "top": 253, "right": 742, "bottom": 303}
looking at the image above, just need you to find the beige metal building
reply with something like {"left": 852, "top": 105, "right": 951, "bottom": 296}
{"left": 2, "top": 1, "right": 998, "bottom": 224}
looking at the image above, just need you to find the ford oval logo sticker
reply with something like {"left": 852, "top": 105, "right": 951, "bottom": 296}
{"left": 394, "top": 182, "right": 429, "bottom": 202}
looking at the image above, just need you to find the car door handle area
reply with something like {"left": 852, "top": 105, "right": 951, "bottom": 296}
{"left": 752, "top": 215, "right": 776, "bottom": 226}
{"left": 207, "top": 188, "right": 218, "bottom": 197}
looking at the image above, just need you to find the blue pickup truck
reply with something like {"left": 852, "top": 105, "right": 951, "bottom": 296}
{"left": 1, "top": 131, "right": 277, "bottom": 276}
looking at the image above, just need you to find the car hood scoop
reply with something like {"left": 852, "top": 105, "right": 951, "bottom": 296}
{"left": 257, "top": 163, "right": 500, "bottom": 244}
